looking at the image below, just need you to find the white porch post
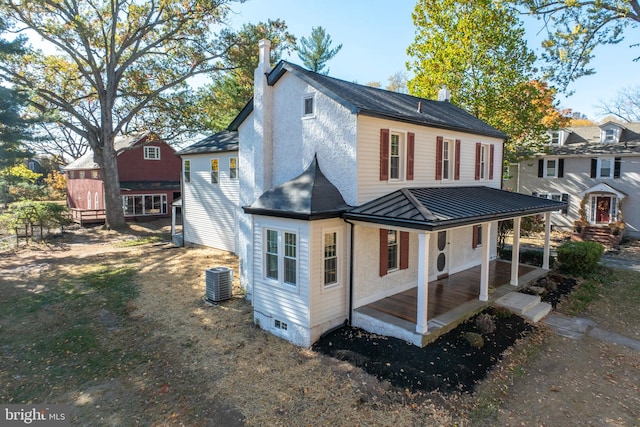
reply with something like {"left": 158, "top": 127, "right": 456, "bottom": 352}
{"left": 510, "top": 217, "right": 521, "bottom": 286}
{"left": 543, "top": 211, "right": 551, "bottom": 270}
{"left": 480, "top": 222, "right": 492, "bottom": 301}
{"left": 416, "top": 232, "right": 431, "bottom": 334}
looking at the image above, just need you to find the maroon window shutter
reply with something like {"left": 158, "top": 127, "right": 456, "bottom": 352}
{"left": 435, "top": 136, "right": 443, "bottom": 180}
{"left": 489, "top": 144, "right": 495, "bottom": 180}
{"left": 474, "top": 143, "right": 481, "bottom": 180}
{"left": 472, "top": 225, "right": 479, "bottom": 249}
{"left": 400, "top": 231, "right": 409, "bottom": 270}
{"left": 454, "top": 139, "right": 461, "bottom": 180}
{"left": 379, "top": 228, "right": 388, "bottom": 277}
{"left": 407, "top": 132, "right": 415, "bottom": 180}
{"left": 380, "top": 129, "right": 389, "bottom": 181}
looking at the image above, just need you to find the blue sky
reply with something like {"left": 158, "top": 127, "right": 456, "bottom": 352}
{"left": 227, "top": 0, "right": 640, "bottom": 121}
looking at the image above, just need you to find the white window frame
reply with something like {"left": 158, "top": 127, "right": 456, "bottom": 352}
{"left": 144, "top": 146, "right": 161, "bottom": 160}
{"left": 544, "top": 158, "right": 558, "bottom": 178}
{"left": 303, "top": 94, "right": 315, "bottom": 118}
{"left": 387, "top": 229, "right": 399, "bottom": 272}
{"left": 95, "top": 193, "right": 99, "bottom": 210}
{"left": 480, "top": 144, "right": 489, "bottom": 180}
{"left": 603, "top": 128, "right": 615, "bottom": 143}
{"left": 229, "top": 157, "right": 238, "bottom": 180}
{"left": 388, "top": 131, "right": 405, "bottom": 181}
{"left": 589, "top": 195, "right": 618, "bottom": 224}
{"left": 442, "top": 139, "right": 454, "bottom": 180}
{"left": 87, "top": 191, "right": 91, "bottom": 209}
{"left": 537, "top": 192, "right": 564, "bottom": 213}
{"left": 183, "top": 160, "right": 191, "bottom": 183}
{"left": 322, "top": 228, "right": 341, "bottom": 289}
{"left": 273, "top": 318, "right": 289, "bottom": 337}
{"left": 211, "top": 158, "right": 219, "bottom": 184}
{"left": 596, "top": 158, "right": 614, "bottom": 179}
{"left": 263, "top": 228, "right": 299, "bottom": 289}
{"left": 122, "top": 194, "right": 167, "bottom": 216}
{"left": 549, "top": 131, "right": 560, "bottom": 145}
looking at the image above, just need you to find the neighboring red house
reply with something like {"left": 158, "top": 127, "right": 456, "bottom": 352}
{"left": 64, "top": 133, "right": 181, "bottom": 224}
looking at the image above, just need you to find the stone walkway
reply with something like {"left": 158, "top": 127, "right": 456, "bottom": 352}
{"left": 544, "top": 314, "right": 640, "bottom": 351}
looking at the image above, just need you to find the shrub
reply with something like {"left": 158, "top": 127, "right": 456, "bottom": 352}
{"left": 475, "top": 313, "right": 496, "bottom": 334}
{"left": 498, "top": 247, "right": 555, "bottom": 267}
{"left": 464, "top": 332, "right": 484, "bottom": 349}
{"left": 556, "top": 241, "right": 604, "bottom": 275}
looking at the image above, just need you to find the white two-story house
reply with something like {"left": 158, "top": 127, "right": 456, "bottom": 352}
{"left": 508, "top": 121, "right": 640, "bottom": 241}
{"left": 181, "top": 40, "right": 565, "bottom": 347}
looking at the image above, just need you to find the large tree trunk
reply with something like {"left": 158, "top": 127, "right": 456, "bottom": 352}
{"left": 91, "top": 130, "right": 127, "bottom": 230}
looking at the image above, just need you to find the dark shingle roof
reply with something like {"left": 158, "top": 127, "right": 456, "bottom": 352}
{"left": 549, "top": 122, "right": 640, "bottom": 156}
{"left": 65, "top": 133, "right": 150, "bottom": 170}
{"left": 243, "top": 156, "right": 351, "bottom": 220}
{"left": 177, "top": 130, "right": 239, "bottom": 155}
{"left": 231, "top": 61, "right": 507, "bottom": 139}
{"left": 344, "top": 187, "right": 566, "bottom": 231}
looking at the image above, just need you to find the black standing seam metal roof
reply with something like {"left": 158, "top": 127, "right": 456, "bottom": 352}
{"left": 176, "top": 130, "right": 239, "bottom": 155}
{"left": 242, "top": 155, "right": 351, "bottom": 220}
{"left": 229, "top": 61, "right": 508, "bottom": 140}
{"left": 344, "top": 186, "right": 567, "bottom": 231}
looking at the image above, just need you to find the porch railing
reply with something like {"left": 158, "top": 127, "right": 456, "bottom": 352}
{"left": 70, "top": 208, "right": 106, "bottom": 226}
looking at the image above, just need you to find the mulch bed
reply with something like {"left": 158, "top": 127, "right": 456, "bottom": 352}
{"left": 519, "top": 274, "right": 578, "bottom": 309}
{"left": 313, "top": 307, "right": 533, "bottom": 394}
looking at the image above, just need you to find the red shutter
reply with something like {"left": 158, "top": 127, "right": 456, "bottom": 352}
{"left": 380, "top": 129, "right": 389, "bottom": 181}
{"left": 472, "top": 225, "right": 479, "bottom": 249}
{"left": 474, "top": 143, "right": 481, "bottom": 180}
{"left": 454, "top": 139, "right": 461, "bottom": 180}
{"left": 407, "top": 132, "right": 415, "bottom": 180}
{"left": 489, "top": 144, "right": 495, "bottom": 180}
{"left": 379, "top": 228, "right": 388, "bottom": 277}
{"left": 400, "top": 231, "right": 409, "bottom": 270}
{"left": 435, "top": 136, "right": 443, "bottom": 180}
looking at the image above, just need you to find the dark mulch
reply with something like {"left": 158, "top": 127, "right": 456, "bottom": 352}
{"left": 312, "top": 307, "right": 534, "bottom": 394}
{"left": 519, "top": 274, "right": 578, "bottom": 309}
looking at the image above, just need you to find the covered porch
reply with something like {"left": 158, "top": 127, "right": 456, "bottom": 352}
{"left": 344, "top": 186, "right": 568, "bottom": 347}
{"left": 353, "top": 259, "right": 546, "bottom": 346}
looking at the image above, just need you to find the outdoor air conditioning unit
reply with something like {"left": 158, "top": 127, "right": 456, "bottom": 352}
{"left": 205, "top": 267, "right": 233, "bottom": 303}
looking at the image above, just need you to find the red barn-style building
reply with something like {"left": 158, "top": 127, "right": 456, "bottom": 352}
{"left": 64, "top": 133, "right": 181, "bottom": 224}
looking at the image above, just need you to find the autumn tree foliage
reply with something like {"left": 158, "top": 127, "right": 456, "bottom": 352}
{"left": 517, "top": 0, "right": 640, "bottom": 91}
{"left": 407, "top": 0, "right": 568, "bottom": 162}
{"left": 0, "top": 0, "right": 236, "bottom": 229}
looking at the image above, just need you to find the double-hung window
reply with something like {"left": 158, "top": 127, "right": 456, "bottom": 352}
{"left": 323, "top": 231, "right": 338, "bottom": 287}
{"left": 599, "top": 158, "right": 613, "bottom": 178}
{"left": 380, "top": 129, "right": 415, "bottom": 181}
{"left": 387, "top": 229, "right": 399, "bottom": 271}
{"left": 264, "top": 228, "right": 298, "bottom": 287}
{"left": 183, "top": 160, "right": 191, "bottom": 183}
{"left": 389, "top": 133, "right": 402, "bottom": 180}
{"left": 229, "top": 157, "right": 238, "bottom": 179}
{"left": 211, "top": 159, "right": 219, "bottom": 184}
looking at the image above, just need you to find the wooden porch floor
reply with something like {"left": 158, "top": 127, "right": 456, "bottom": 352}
{"left": 366, "top": 260, "right": 536, "bottom": 324}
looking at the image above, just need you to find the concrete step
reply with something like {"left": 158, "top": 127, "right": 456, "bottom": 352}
{"left": 495, "top": 292, "right": 540, "bottom": 315}
{"left": 523, "top": 301, "right": 552, "bottom": 323}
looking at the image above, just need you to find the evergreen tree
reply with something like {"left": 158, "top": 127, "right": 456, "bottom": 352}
{"left": 296, "top": 26, "right": 342, "bottom": 74}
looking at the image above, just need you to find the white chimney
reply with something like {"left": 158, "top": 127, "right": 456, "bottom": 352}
{"left": 437, "top": 85, "right": 450, "bottom": 102}
{"left": 258, "top": 39, "right": 271, "bottom": 73}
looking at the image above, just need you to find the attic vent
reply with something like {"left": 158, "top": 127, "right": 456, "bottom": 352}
{"left": 205, "top": 267, "right": 233, "bottom": 303}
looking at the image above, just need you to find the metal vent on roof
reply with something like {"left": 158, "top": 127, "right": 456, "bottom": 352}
{"left": 205, "top": 267, "right": 233, "bottom": 303}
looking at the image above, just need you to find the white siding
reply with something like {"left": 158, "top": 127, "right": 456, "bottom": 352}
{"left": 183, "top": 152, "right": 239, "bottom": 253}
{"left": 307, "top": 219, "right": 349, "bottom": 331}
{"left": 518, "top": 154, "right": 640, "bottom": 236}
{"left": 252, "top": 216, "right": 312, "bottom": 347}
{"left": 356, "top": 116, "right": 504, "bottom": 204}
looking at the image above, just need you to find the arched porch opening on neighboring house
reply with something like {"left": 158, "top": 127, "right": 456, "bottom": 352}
{"left": 574, "top": 183, "right": 627, "bottom": 246}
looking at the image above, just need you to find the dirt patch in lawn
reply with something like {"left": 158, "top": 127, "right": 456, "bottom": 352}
{"left": 2, "top": 219, "right": 639, "bottom": 426}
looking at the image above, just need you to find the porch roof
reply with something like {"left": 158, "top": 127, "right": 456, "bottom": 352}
{"left": 344, "top": 186, "right": 567, "bottom": 231}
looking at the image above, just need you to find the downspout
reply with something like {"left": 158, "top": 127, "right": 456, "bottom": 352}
{"left": 343, "top": 218, "right": 356, "bottom": 325}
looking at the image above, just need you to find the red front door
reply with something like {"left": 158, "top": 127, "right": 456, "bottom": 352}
{"left": 595, "top": 197, "right": 611, "bottom": 223}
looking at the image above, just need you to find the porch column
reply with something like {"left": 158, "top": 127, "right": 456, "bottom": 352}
{"left": 171, "top": 205, "right": 177, "bottom": 236}
{"left": 510, "top": 217, "right": 521, "bottom": 286}
{"left": 480, "top": 222, "right": 492, "bottom": 301}
{"left": 543, "top": 211, "right": 551, "bottom": 270}
{"left": 416, "top": 232, "right": 431, "bottom": 335}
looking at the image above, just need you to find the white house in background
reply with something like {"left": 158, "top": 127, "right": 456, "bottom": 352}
{"left": 177, "top": 131, "right": 239, "bottom": 253}
{"left": 182, "top": 40, "right": 565, "bottom": 348}
{"left": 506, "top": 121, "right": 640, "bottom": 240}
